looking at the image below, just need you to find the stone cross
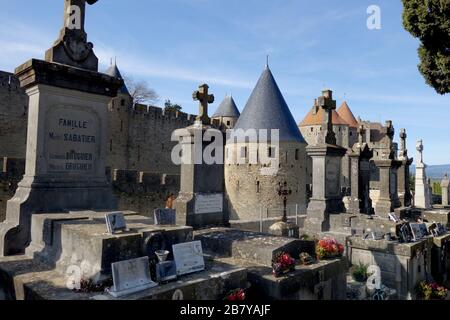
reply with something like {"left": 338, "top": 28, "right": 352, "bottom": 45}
{"left": 399, "top": 128, "right": 407, "bottom": 158}
{"left": 317, "top": 90, "right": 337, "bottom": 145}
{"left": 193, "top": 84, "right": 214, "bottom": 125}
{"left": 416, "top": 140, "right": 424, "bottom": 163}
{"left": 358, "top": 124, "right": 366, "bottom": 145}
{"left": 62, "top": 0, "right": 98, "bottom": 33}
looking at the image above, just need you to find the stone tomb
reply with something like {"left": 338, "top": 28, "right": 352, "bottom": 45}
{"left": 347, "top": 236, "right": 432, "bottom": 299}
{"left": 0, "top": 212, "right": 247, "bottom": 300}
{"left": 195, "top": 228, "right": 348, "bottom": 300}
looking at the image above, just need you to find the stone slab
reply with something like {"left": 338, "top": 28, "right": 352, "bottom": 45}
{"left": 194, "top": 228, "right": 315, "bottom": 267}
{"left": 0, "top": 255, "right": 247, "bottom": 300}
{"left": 26, "top": 211, "right": 193, "bottom": 280}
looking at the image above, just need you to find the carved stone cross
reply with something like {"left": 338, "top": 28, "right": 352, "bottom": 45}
{"left": 358, "top": 124, "right": 366, "bottom": 145}
{"left": 193, "top": 84, "right": 214, "bottom": 125}
{"left": 46, "top": 0, "right": 99, "bottom": 70}
{"left": 399, "top": 128, "right": 407, "bottom": 158}
{"left": 62, "top": 0, "right": 98, "bottom": 33}
{"left": 416, "top": 139, "right": 424, "bottom": 163}
{"left": 317, "top": 90, "right": 337, "bottom": 145}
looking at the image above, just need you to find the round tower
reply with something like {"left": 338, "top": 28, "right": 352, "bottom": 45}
{"left": 225, "top": 66, "right": 308, "bottom": 221}
{"left": 212, "top": 95, "right": 240, "bottom": 129}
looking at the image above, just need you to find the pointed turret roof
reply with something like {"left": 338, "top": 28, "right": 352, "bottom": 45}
{"left": 299, "top": 105, "right": 348, "bottom": 127}
{"left": 234, "top": 67, "right": 305, "bottom": 143}
{"left": 212, "top": 95, "right": 240, "bottom": 118}
{"left": 105, "top": 62, "right": 130, "bottom": 96}
{"left": 337, "top": 101, "right": 358, "bottom": 128}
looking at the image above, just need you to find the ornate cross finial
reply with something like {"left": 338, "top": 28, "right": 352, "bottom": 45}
{"left": 399, "top": 128, "right": 408, "bottom": 159}
{"left": 46, "top": 0, "right": 99, "bottom": 71}
{"left": 318, "top": 89, "right": 337, "bottom": 145}
{"left": 358, "top": 124, "right": 366, "bottom": 145}
{"left": 444, "top": 173, "right": 448, "bottom": 180}
{"left": 193, "top": 84, "right": 214, "bottom": 125}
{"left": 416, "top": 139, "right": 424, "bottom": 163}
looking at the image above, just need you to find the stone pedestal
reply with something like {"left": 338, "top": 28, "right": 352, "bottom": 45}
{"left": 348, "top": 144, "right": 373, "bottom": 215}
{"left": 0, "top": 59, "right": 122, "bottom": 256}
{"left": 398, "top": 158, "right": 413, "bottom": 207}
{"left": 304, "top": 144, "right": 347, "bottom": 233}
{"left": 174, "top": 124, "right": 226, "bottom": 229}
{"left": 373, "top": 159, "right": 401, "bottom": 217}
{"left": 441, "top": 175, "right": 449, "bottom": 207}
{"left": 415, "top": 163, "right": 431, "bottom": 209}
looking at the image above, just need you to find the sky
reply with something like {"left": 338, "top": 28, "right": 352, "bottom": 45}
{"left": 0, "top": 0, "right": 449, "bottom": 164}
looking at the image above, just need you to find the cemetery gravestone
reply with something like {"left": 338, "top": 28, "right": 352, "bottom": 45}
{"left": 0, "top": 0, "right": 122, "bottom": 256}
{"left": 154, "top": 209, "right": 176, "bottom": 225}
{"left": 109, "top": 257, "right": 157, "bottom": 298}
{"left": 172, "top": 241, "right": 205, "bottom": 276}
{"left": 105, "top": 212, "right": 128, "bottom": 234}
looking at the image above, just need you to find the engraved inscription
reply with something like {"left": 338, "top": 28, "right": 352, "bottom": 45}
{"left": 46, "top": 106, "right": 100, "bottom": 174}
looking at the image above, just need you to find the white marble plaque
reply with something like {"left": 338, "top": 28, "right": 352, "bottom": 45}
{"left": 45, "top": 106, "right": 100, "bottom": 175}
{"left": 109, "top": 257, "right": 157, "bottom": 298}
{"left": 194, "top": 193, "right": 223, "bottom": 214}
{"left": 172, "top": 241, "right": 205, "bottom": 276}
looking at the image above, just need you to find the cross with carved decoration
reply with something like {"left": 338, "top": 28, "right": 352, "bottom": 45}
{"left": 277, "top": 182, "right": 292, "bottom": 223}
{"left": 62, "top": 0, "right": 98, "bottom": 33}
{"left": 317, "top": 90, "right": 337, "bottom": 145}
{"left": 193, "top": 84, "right": 214, "bottom": 125}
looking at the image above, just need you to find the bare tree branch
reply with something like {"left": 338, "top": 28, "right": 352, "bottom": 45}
{"left": 124, "top": 75, "right": 159, "bottom": 105}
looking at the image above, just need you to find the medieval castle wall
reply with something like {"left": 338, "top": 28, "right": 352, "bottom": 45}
{"left": 0, "top": 70, "right": 195, "bottom": 218}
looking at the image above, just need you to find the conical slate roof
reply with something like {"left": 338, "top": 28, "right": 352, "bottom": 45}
{"left": 212, "top": 95, "right": 240, "bottom": 118}
{"left": 105, "top": 63, "right": 130, "bottom": 96}
{"left": 337, "top": 101, "right": 358, "bottom": 128}
{"left": 234, "top": 67, "right": 305, "bottom": 143}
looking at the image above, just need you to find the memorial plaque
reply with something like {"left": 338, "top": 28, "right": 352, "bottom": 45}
{"left": 172, "top": 241, "right": 205, "bottom": 276}
{"left": 409, "top": 223, "right": 423, "bottom": 241}
{"left": 45, "top": 106, "right": 100, "bottom": 175}
{"left": 194, "top": 194, "right": 223, "bottom": 214}
{"left": 325, "top": 158, "right": 340, "bottom": 197}
{"left": 105, "top": 212, "right": 127, "bottom": 234}
{"left": 154, "top": 209, "right": 176, "bottom": 225}
{"left": 109, "top": 257, "right": 157, "bottom": 298}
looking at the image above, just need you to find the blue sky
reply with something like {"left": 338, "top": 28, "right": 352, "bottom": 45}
{"left": 0, "top": 0, "right": 449, "bottom": 164}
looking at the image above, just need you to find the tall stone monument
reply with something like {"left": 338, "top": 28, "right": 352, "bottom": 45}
{"left": 174, "top": 84, "right": 227, "bottom": 228}
{"left": 0, "top": 0, "right": 122, "bottom": 256}
{"left": 347, "top": 125, "right": 373, "bottom": 215}
{"left": 397, "top": 129, "right": 413, "bottom": 207}
{"left": 441, "top": 174, "right": 450, "bottom": 207}
{"left": 414, "top": 140, "right": 431, "bottom": 209}
{"left": 304, "top": 90, "right": 347, "bottom": 233}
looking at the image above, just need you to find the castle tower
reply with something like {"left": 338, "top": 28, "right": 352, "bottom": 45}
{"left": 104, "top": 61, "right": 132, "bottom": 171}
{"left": 212, "top": 95, "right": 240, "bottom": 130}
{"left": 225, "top": 66, "right": 307, "bottom": 222}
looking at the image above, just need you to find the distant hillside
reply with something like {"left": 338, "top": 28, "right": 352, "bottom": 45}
{"left": 411, "top": 164, "right": 450, "bottom": 179}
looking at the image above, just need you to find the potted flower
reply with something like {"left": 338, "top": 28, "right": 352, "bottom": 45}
{"left": 416, "top": 281, "right": 448, "bottom": 300}
{"left": 316, "top": 237, "right": 344, "bottom": 260}
{"left": 272, "top": 252, "right": 296, "bottom": 277}
{"left": 351, "top": 262, "right": 371, "bottom": 283}
{"left": 224, "top": 288, "right": 246, "bottom": 301}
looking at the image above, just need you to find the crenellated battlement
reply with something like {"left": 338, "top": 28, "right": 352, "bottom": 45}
{"left": 110, "top": 169, "right": 180, "bottom": 192}
{"left": 0, "top": 71, "right": 24, "bottom": 94}
{"left": 110, "top": 101, "right": 197, "bottom": 124}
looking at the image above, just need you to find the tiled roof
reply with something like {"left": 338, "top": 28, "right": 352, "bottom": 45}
{"left": 337, "top": 101, "right": 358, "bottom": 128}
